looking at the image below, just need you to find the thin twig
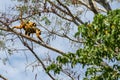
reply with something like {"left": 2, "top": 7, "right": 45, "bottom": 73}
{"left": 56, "top": 0, "right": 84, "bottom": 24}
{"left": 37, "top": 23, "right": 85, "bottom": 43}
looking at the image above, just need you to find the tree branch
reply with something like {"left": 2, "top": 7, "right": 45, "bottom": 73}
{"left": 38, "top": 23, "right": 84, "bottom": 43}
{"left": 0, "top": 27, "right": 65, "bottom": 55}
{"left": 88, "top": 0, "right": 98, "bottom": 14}
{"left": 19, "top": 39, "right": 55, "bottom": 80}
{"left": 48, "top": 0, "right": 83, "bottom": 25}
{"left": 95, "top": 0, "right": 111, "bottom": 11}
{"left": 0, "top": 75, "right": 7, "bottom": 80}
{"left": 56, "top": 0, "right": 84, "bottom": 24}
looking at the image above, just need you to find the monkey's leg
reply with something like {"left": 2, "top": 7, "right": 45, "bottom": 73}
{"left": 25, "top": 31, "right": 27, "bottom": 35}
{"left": 28, "top": 32, "right": 31, "bottom": 36}
{"left": 24, "top": 28, "right": 32, "bottom": 36}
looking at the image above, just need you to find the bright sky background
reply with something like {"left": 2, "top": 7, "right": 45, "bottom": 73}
{"left": 0, "top": 0, "right": 120, "bottom": 80}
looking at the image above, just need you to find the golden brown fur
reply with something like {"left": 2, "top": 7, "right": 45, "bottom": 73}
{"left": 12, "top": 21, "right": 43, "bottom": 42}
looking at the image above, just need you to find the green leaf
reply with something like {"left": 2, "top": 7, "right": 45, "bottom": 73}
{"left": 41, "top": 16, "right": 51, "bottom": 25}
{"left": 74, "top": 31, "right": 80, "bottom": 37}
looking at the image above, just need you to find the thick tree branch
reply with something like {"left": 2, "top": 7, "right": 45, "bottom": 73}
{"left": 88, "top": 0, "right": 98, "bottom": 14}
{"left": 95, "top": 0, "right": 111, "bottom": 11}
{"left": 0, "top": 75, "right": 7, "bottom": 80}
{"left": 0, "top": 27, "right": 65, "bottom": 55}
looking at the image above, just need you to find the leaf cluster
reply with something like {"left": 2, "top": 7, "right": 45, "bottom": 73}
{"left": 47, "top": 9, "right": 120, "bottom": 80}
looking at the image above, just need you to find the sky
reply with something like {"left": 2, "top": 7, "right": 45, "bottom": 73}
{"left": 0, "top": 0, "right": 120, "bottom": 80}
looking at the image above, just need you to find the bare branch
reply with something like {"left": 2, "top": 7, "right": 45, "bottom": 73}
{"left": 38, "top": 23, "right": 84, "bottom": 43}
{"left": 50, "top": 10, "right": 73, "bottom": 22}
{"left": 88, "top": 0, "right": 98, "bottom": 14}
{"left": 62, "top": 70, "right": 75, "bottom": 80}
{"left": 77, "top": 0, "right": 107, "bottom": 13}
{"left": 56, "top": 0, "right": 84, "bottom": 24}
{"left": 95, "top": 0, "right": 111, "bottom": 11}
{"left": 0, "top": 75, "right": 7, "bottom": 80}
{"left": 19, "top": 40, "right": 55, "bottom": 80}
{"left": 48, "top": 0, "right": 69, "bottom": 15}
{"left": 48, "top": 0, "right": 83, "bottom": 25}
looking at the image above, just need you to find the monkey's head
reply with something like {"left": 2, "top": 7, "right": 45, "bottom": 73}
{"left": 38, "top": 29, "right": 41, "bottom": 35}
{"left": 32, "top": 22, "right": 36, "bottom": 27}
{"left": 35, "top": 28, "right": 41, "bottom": 35}
{"left": 28, "top": 21, "right": 36, "bottom": 27}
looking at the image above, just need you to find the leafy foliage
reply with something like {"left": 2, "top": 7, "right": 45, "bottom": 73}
{"left": 47, "top": 9, "right": 120, "bottom": 79}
